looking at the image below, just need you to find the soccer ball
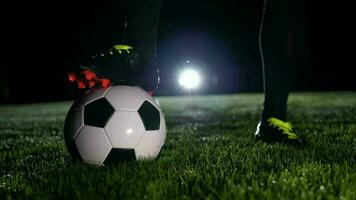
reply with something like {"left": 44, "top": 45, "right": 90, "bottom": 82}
{"left": 64, "top": 85, "right": 166, "bottom": 165}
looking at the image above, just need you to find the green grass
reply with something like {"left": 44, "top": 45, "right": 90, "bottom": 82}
{"left": 1, "top": 92, "right": 356, "bottom": 199}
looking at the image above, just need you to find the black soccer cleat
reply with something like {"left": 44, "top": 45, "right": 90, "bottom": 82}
{"left": 90, "top": 45, "right": 137, "bottom": 84}
{"left": 255, "top": 117, "right": 303, "bottom": 144}
{"left": 86, "top": 44, "right": 159, "bottom": 92}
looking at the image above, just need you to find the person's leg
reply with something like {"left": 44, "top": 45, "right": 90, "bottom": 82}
{"left": 256, "top": 0, "right": 306, "bottom": 142}
{"left": 70, "top": 0, "right": 164, "bottom": 92}
{"left": 120, "top": 0, "right": 165, "bottom": 91}
{"left": 95, "top": 0, "right": 164, "bottom": 88}
{"left": 123, "top": 0, "right": 164, "bottom": 63}
{"left": 260, "top": 0, "right": 306, "bottom": 121}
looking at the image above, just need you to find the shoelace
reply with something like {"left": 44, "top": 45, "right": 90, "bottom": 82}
{"left": 267, "top": 117, "right": 299, "bottom": 139}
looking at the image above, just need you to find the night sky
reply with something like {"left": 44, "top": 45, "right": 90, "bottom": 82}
{"left": 1, "top": 0, "right": 355, "bottom": 103}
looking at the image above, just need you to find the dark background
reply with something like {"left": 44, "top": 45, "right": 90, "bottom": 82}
{"left": 1, "top": 0, "right": 355, "bottom": 103}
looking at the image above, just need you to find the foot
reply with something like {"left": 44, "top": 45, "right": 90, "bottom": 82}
{"left": 90, "top": 45, "right": 137, "bottom": 84}
{"left": 255, "top": 117, "right": 303, "bottom": 144}
{"left": 90, "top": 44, "right": 159, "bottom": 92}
{"left": 68, "top": 45, "right": 159, "bottom": 94}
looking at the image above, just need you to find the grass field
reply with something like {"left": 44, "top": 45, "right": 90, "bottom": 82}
{"left": 0, "top": 92, "right": 356, "bottom": 199}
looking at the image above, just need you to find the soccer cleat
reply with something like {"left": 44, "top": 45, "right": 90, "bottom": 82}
{"left": 68, "top": 45, "right": 159, "bottom": 95}
{"left": 89, "top": 44, "right": 139, "bottom": 84}
{"left": 255, "top": 117, "right": 302, "bottom": 144}
{"left": 90, "top": 44, "right": 159, "bottom": 93}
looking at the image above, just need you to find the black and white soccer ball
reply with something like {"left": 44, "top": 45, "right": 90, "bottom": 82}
{"left": 64, "top": 85, "right": 166, "bottom": 165}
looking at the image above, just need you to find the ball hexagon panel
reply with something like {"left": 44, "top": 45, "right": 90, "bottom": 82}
{"left": 64, "top": 103, "right": 84, "bottom": 140}
{"left": 104, "top": 111, "right": 146, "bottom": 149}
{"left": 105, "top": 86, "right": 145, "bottom": 111}
{"left": 135, "top": 87, "right": 161, "bottom": 111}
{"left": 64, "top": 103, "right": 84, "bottom": 162}
{"left": 134, "top": 131, "right": 163, "bottom": 160}
{"left": 79, "top": 87, "right": 112, "bottom": 105}
{"left": 75, "top": 126, "right": 112, "bottom": 164}
{"left": 138, "top": 101, "right": 160, "bottom": 130}
{"left": 65, "top": 137, "right": 83, "bottom": 162}
{"left": 160, "top": 112, "right": 167, "bottom": 143}
{"left": 103, "top": 148, "right": 136, "bottom": 165}
{"left": 84, "top": 98, "right": 115, "bottom": 128}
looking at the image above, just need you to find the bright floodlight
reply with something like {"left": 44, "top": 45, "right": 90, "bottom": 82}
{"left": 178, "top": 69, "right": 201, "bottom": 90}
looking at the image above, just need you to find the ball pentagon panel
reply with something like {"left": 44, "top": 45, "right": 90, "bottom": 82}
{"left": 138, "top": 101, "right": 160, "bottom": 131}
{"left": 103, "top": 148, "right": 136, "bottom": 165}
{"left": 84, "top": 98, "right": 115, "bottom": 128}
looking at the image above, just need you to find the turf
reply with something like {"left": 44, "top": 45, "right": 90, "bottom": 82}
{"left": 0, "top": 92, "right": 356, "bottom": 199}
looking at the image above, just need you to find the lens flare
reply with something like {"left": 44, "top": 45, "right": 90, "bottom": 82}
{"left": 178, "top": 69, "right": 201, "bottom": 90}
